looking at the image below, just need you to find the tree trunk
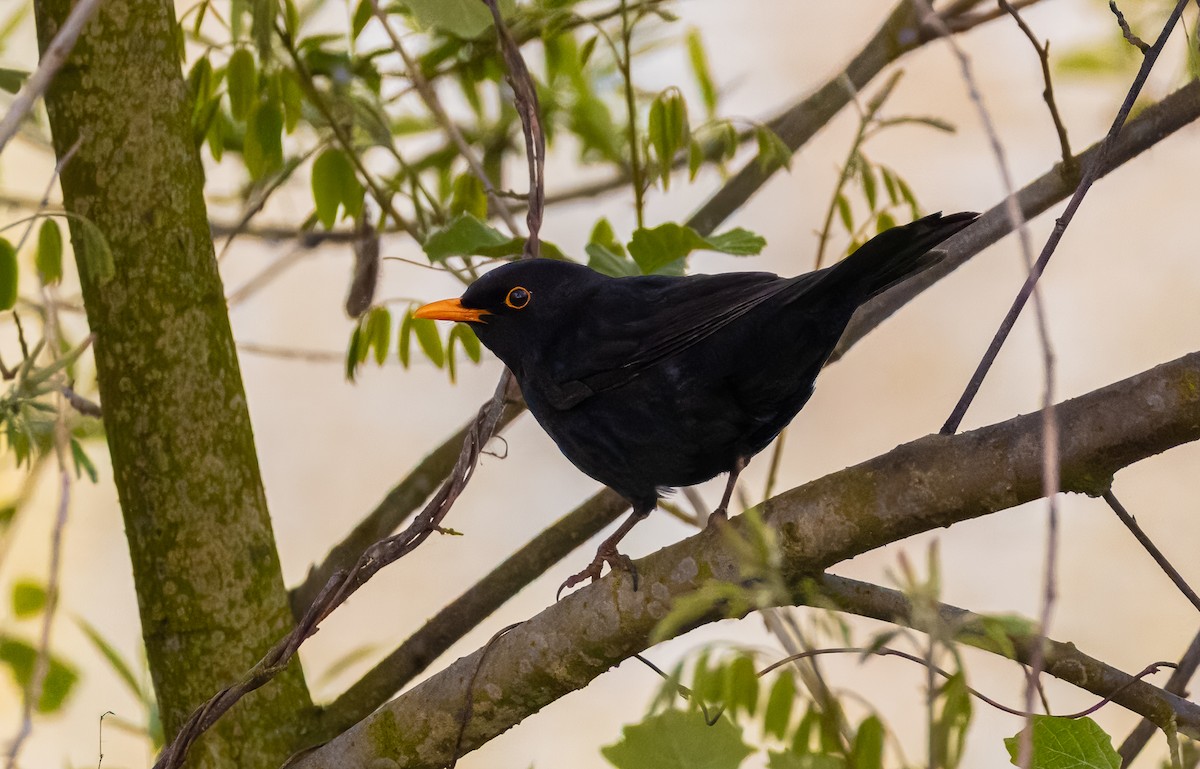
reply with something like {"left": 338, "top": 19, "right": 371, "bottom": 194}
{"left": 32, "top": 1, "right": 313, "bottom": 765}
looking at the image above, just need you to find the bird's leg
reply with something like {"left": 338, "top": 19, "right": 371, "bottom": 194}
{"left": 558, "top": 505, "right": 652, "bottom": 597}
{"left": 708, "top": 455, "right": 748, "bottom": 527}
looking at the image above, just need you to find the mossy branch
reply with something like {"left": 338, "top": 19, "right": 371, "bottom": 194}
{"left": 292, "top": 351, "right": 1200, "bottom": 768}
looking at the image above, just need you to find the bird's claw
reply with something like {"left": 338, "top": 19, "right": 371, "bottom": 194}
{"left": 706, "top": 507, "right": 729, "bottom": 527}
{"left": 556, "top": 549, "right": 639, "bottom": 600}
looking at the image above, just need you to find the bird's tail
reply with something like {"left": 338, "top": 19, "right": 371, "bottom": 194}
{"left": 815, "top": 211, "right": 978, "bottom": 300}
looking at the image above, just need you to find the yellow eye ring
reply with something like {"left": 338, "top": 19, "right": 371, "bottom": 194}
{"left": 505, "top": 286, "right": 532, "bottom": 309}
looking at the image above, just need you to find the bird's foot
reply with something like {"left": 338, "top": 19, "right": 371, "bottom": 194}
{"left": 556, "top": 547, "right": 639, "bottom": 599}
{"left": 705, "top": 507, "right": 729, "bottom": 528}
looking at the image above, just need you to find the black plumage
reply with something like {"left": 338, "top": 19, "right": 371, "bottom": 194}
{"left": 416, "top": 211, "right": 976, "bottom": 591}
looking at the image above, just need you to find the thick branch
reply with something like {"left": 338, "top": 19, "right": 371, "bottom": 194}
{"left": 316, "top": 488, "right": 628, "bottom": 734}
{"left": 292, "top": 351, "right": 1200, "bottom": 768}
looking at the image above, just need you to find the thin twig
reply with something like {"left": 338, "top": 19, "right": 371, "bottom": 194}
{"left": 1110, "top": 0, "right": 1151, "bottom": 53}
{"left": 910, "top": 4, "right": 1062, "bottom": 766}
{"left": 754, "top": 647, "right": 1174, "bottom": 721}
{"left": 618, "top": 0, "right": 645, "bottom": 229}
{"left": 1103, "top": 491, "right": 1200, "bottom": 613}
{"left": 997, "top": 0, "right": 1074, "bottom": 167}
{"left": 368, "top": 0, "right": 522, "bottom": 237}
{"left": 939, "top": 0, "right": 1191, "bottom": 435}
{"left": 1119, "top": 630, "right": 1200, "bottom": 765}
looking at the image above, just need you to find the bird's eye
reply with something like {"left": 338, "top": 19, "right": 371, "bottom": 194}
{"left": 505, "top": 286, "right": 532, "bottom": 310}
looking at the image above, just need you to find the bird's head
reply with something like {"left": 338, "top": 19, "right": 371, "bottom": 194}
{"left": 414, "top": 258, "right": 602, "bottom": 371}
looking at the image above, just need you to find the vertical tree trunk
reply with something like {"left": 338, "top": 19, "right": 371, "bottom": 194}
{"left": 33, "top": 1, "right": 313, "bottom": 765}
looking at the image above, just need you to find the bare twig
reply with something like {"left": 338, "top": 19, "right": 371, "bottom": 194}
{"left": 997, "top": 0, "right": 1074, "bottom": 166}
{"left": 910, "top": 3, "right": 1062, "bottom": 765}
{"left": 940, "top": 0, "right": 1191, "bottom": 435}
{"left": 60, "top": 384, "right": 101, "bottom": 417}
{"left": 755, "top": 645, "right": 1174, "bottom": 721}
{"left": 482, "top": 0, "right": 545, "bottom": 255}
{"left": 1103, "top": 491, "right": 1200, "bottom": 613}
{"left": 1110, "top": 0, "right": 1151, "bottom": 53}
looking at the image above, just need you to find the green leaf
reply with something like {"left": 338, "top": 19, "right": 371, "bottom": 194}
{"left": 763, "top": 672, "right": 795, "bottom": 741}
{"left": 754, "top": 125, "right": 791, "bottom": 172}
{"left": 586, "top": 243, "right": 639, "bottom": 277}
{"left": 688, "top": 139, "right": 704, "bottom": 180}
{"left": 725, "top": 655, "right": 758, "bottom": 718}
{"left": 880, "top": 167, "right": 899, "bottom": 205}
{"left": 280, "top": 68, "right": 303, "bottom": 134}
{"left": 75, "top": 617, "right": 144, "bottom": 701}
{"left": 70, "top": 438, "right": 99, "bottom": 483}
{"left": 0, "top": 634, "right": 78, "bottom": 713}
{"left": 835, "top": 193, "right": 853, "bottom": 234}
{"left": 860, "top": 159, "right": 878, "bottom": 211}
{"left": 452, "top": 323, "right": 481, "bottom": 363}
{"left": 704, "top": 228, "right": 766, "bottom": 256}
{"left": 874, "top": 211, "right": 896, "bottom": 234}
{"left": 601, "top": 709, "right": 753, "bottom": 769}
{"left": 12, "top": 580, "right": 46, "bottom": 618}
{"left": 627, "top": 223, "right": 766, "bottom": 275}
{"left": 244, "top": 101, "right": 284, "bottom": 178}
{"left": 364, "top": 306, "right": 391, "bottom": 366}
{"left": 397, "top": 310, "right": 413, "bottom": 368}
{"left": 579, "top": 35, "right": 598, "bottom": 67}
{"left": 35, "top": 220, "right": 63, "bottom": 285}
{"left": 686, "top": 28, "right": 717, "bottom": 116}
{"left": 412, "top": 317, "right": 445, "bottom": 368}
{"left": 422, "top": 213, "right": 515, "bottom": 261}
{"left": 345, "top": 323, "right": 362, "bottom": 381}
{"left": 450, "top": 173, "right": 488, "bottom": 220}
{"left": 352, "top": 0, "right": 372, "bottom": 38}
{"left": 1004, "top": 716, "right": 1120, "bottom": 769}
{"left": 226, "top": 48, "right": 258, "bottom": 121}
{"left": 77, "top": 218, "right": 115, "bottom": 285}
{"left": 647, "top": 88, "right": 689, "bottom": 190}
{"left": 767, "top": 751, "right": 844, "bottom": 769}
{"left": 0, "top": 67, "right": 29, "bottom": 94}
{"left": 895, "top": 176, "right": 920, "bottom": 218}
{"left": 850, "top": 716, "right": 884, "bottom": 769}
{"left": 628, "top": 223, "right": 706, "bottom": 275}
{"left": 312, "top": 148, "right": 364, "bottom": 229}
{"left": 0, "top": 237, "right": 17, "bottom": 310}
{"left": 401, "top": 0, "right": 514, "bottom": 39}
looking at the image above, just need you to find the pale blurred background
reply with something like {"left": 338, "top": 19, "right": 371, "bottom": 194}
{"left": 1, "top": 0, "right": 1199, "bottom": 767}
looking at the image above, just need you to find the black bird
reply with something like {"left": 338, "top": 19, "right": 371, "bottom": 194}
{"left": 416, "top": 211, "right": 976, "bottom": 592}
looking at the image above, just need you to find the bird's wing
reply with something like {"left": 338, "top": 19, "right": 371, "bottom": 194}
{"left": 546, "top": 271, "right": 811, "bottom": 409}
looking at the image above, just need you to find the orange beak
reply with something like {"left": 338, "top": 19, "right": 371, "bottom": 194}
{"left": 413, "top": 297, "right": 490, "bottom": 323}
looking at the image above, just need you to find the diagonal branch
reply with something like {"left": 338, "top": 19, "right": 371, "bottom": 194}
{"left": 299, "top": 77, "right": 1200, "bottom": 704}
{"left": 685, "top": 0, "right": 1047, "bottom": 237}
{"left": 292, "top": 350, "right": 1200, "bottom": 768}
{"left": 939, "top": 0, "right": 1192, "bottom": 434}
